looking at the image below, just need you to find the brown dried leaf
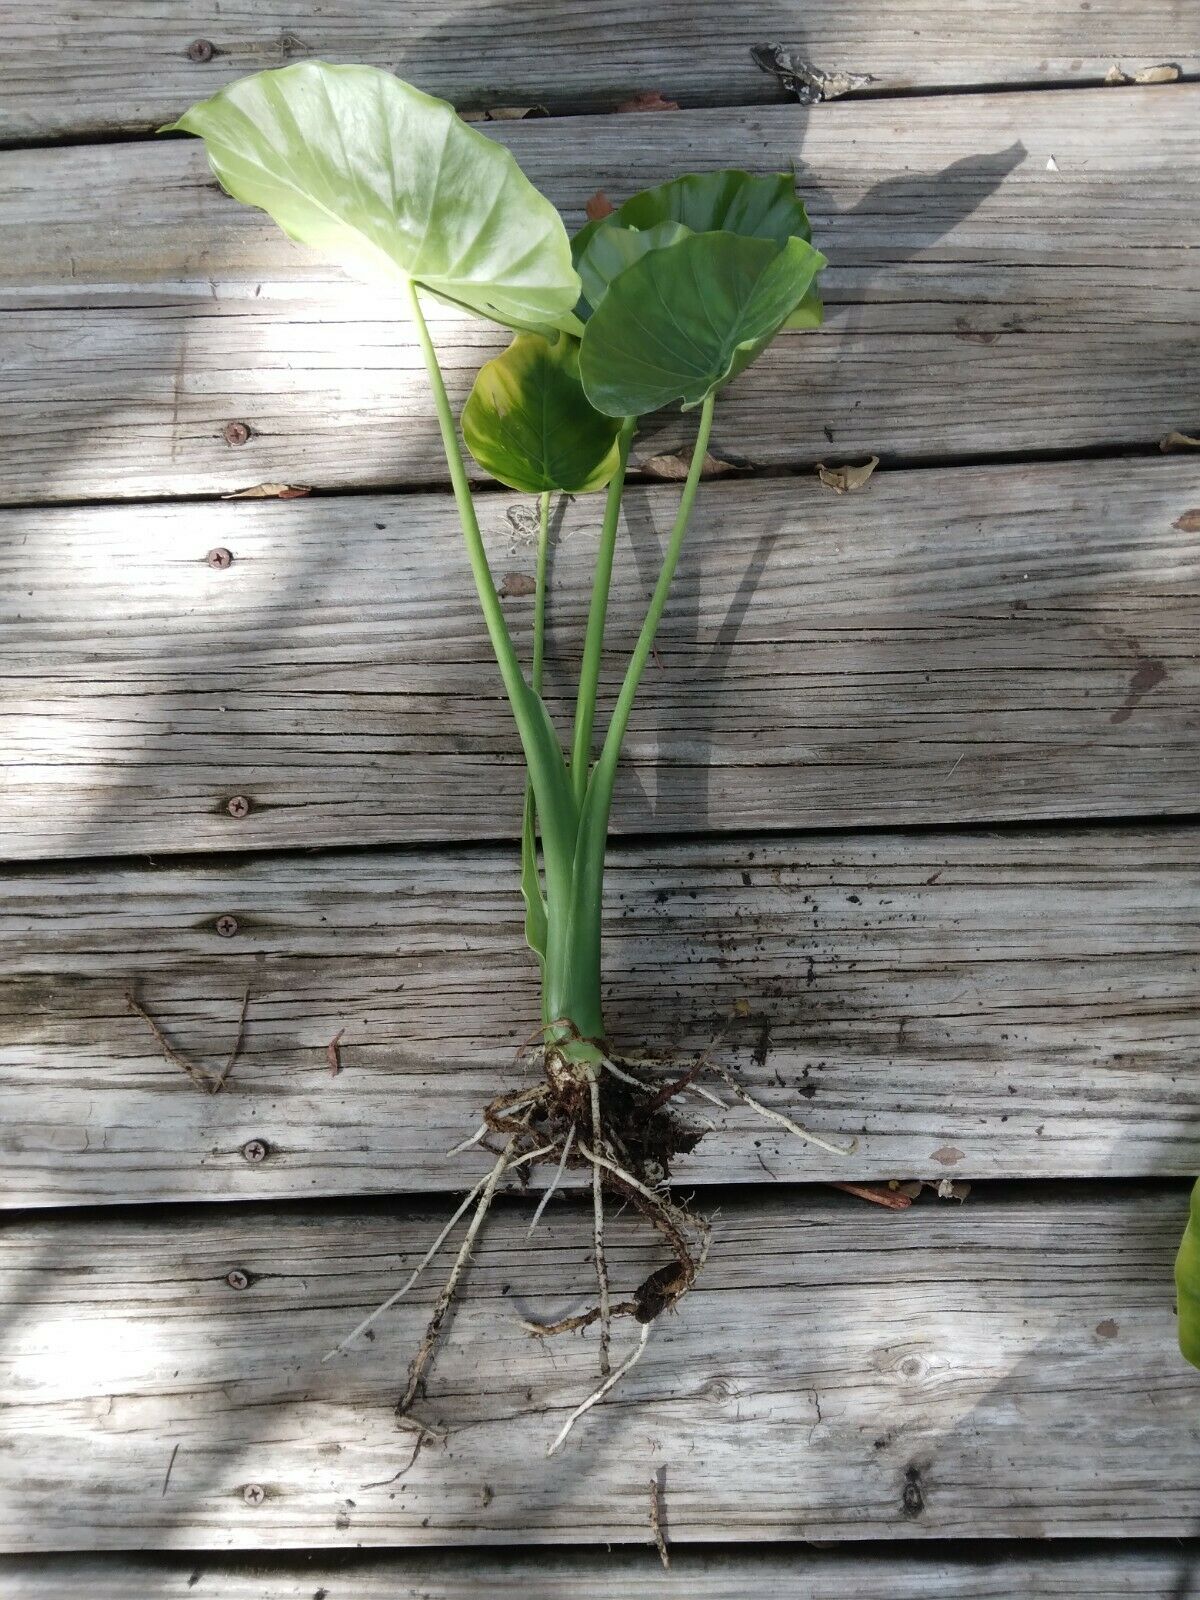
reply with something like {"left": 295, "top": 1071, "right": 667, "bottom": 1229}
{"left": 815, "top": 456, "right": 879, "bottom": 494}
{"left": 643, "top": 449, "right": 747, "bottom": 480}
{"left": 1160, "top": 431, "right": 1200, "bottom": 452}
{"left": 223, "top": 482, "right": 312, "bottom": 499}
{"left": 1173, "top": 510, "right": 1200, "bottom": 533}
{"left": 935, "top": 1177, "right": 972, "bottom": 1202}
{"left": 616, "top": 90, "right": 680, "bottom": 113}
{"left": 1133, "top": 63, "right": 1180, "bottom": 84}
{"left": 499, "top": 571, "right": 538, "bottom": 598}
{"left": 327, "top": 1028, "right": 345, "bottom": 1077}
{"left": 585, "top": 189, "right": 615, "bottom": 221}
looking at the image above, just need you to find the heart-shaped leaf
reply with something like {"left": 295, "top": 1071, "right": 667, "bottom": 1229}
{"left": 575, "top": 219, "right": 690, "bottom": 318}
{"left": 610, "top": 169, "right": 812, "bottom": 248}
{"left": 463, "top": 333, "right": 623, "bottom": 492}
{"left": 579, "top": 231, "right": 826, "bottom": 416}
{"left": 164, "top": 62, "right": 580, "bottom": 336}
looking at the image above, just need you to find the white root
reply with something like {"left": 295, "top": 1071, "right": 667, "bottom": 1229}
{"left": 546, "top": 1320, "right": 652, "bottom": 1456}
{"left": 325, "top": 1138, "right": 555, "bottom": 1360}
{"left": 577, "top": 1139, "right": 697, "bottom": 1239}
{"left": 446, "top": 1122, "right": 489, "bottom": 1157}
{"left": 588, "top": 1071, "right": 613, "bottom": 1376}
{"left": 526, "top": 1125, "right": 575, "bottom": 1238}
{"left": 705, "top": 1061, "right": 857, "bottom": 1157}
{"left": 600, "top": 1055, "right": 647, "bottom": 1090}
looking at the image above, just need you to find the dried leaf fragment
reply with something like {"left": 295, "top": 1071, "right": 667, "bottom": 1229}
{"left": 461, "top": 105, "right": 548, "bottom": 122}
{"left": 1173, "top": 510, "right": 1200, "bottom": 533}
{"left": 616, "top": 90, "right": 680, "bottom": 113}
{"left": 585, "top": 189, "right": 615, "bottom": 221}
{"left": 751, "top": 42, "right": 873, "bottom": 103}
{"left": 816, "top": 455, "right": 879, "bottom": 494}
{"left": 935, "top": 1177, "right": 972, "bottom": 1202}
{"left": 643, "top": 448, "right": 747, "bottom": 480}
{"left": 1105, "top": 64, "right": 1131, "bottom": 85}
{"left": 1160, "top": 431, "right": 1200, "bottom": 452}
{"left": 1133, "top": 63, "right": 1180, "bottom": 84}
{"left": 223, "top": 482, "right": 312, "bottom": 499}
{"left": 499, "top": 571, "right": 538, "bottom": 598}
{"left": 327, "top": 1028, "right": 345, "bottom": 1077}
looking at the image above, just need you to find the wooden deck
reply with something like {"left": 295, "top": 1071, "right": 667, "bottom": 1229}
{"left": 1, "top": 2, "right": 1199, "bottom": 1591}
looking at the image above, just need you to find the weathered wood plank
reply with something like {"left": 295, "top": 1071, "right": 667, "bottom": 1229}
{"left": 3, "top": 825, "right": 1197, "bottom": 1206}
{"left": 1, "top": 1187, "right": 1196, "bottom": 1547}
{"left": 3, "top": 1546, "right": 1199, "bottom": 1598}
{"left": 1, "top": 91, "right": 1196, "bottom": 501}
{"left": 1, "top": 1, "right": 1195, "bottom": 138}
{"left": 3, "top": 460, "right": 1196, "bottom": 861}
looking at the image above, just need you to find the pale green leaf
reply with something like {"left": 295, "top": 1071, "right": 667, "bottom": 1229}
{"left": 165, "top": 61, "right": 580, "bottom": 335}
{"left": 610, "top": 169, "right": 812, "bottom": 247}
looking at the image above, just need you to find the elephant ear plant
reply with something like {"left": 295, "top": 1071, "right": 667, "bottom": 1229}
{"left": 169, "top": 61, "right": 844, "bottom": 1450}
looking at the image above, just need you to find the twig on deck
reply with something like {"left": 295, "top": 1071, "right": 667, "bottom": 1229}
{"left": 126, "top": 989, "right": 251, "bottom": 1094}
{"left": 210, "top": 986, "right": 252, "bottom": 1092}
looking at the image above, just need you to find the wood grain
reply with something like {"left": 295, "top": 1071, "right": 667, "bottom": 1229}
{"left": 1, "top": 1187, "right": 1197, "bottom": 1547}
{"left": 1, "top": 90, "right": 1197, "bottom": 501}
{"left": 3, "top": 1547, "right": 1199, "bottom": 1598}
{"left": 2, "top": 1, "right": 1195, "bottom": 138}
{"left": 3, "top": 825, "right": 1198, "bottom": 1206}
{"left": 3, "top": 459, "right": 1197, "bottom": 861}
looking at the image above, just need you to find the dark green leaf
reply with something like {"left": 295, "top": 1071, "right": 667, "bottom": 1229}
{"left": 579, "top": 231, "right": 826, "bottom": 416}
{"left": 611, "top": 169, "right": 812, "bottom": 247}
{"left": 575, "top": 220, "right": 690, "bottom": 317}
{"left": 463, "top": 333, "right": 623, "bottom": 492}
{"left": 164, "top": 62, "right": 580, "bottom": 336}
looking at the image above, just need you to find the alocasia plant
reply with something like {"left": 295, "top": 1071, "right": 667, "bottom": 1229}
{"left": 169, "top": 61, "right": 844, "bottom": 1448}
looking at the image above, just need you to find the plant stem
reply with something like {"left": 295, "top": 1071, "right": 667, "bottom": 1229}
{"left": 570, "top": 415, "right": 636, "bottom": 805}
{"left": 544, "top": 395, "right": 717, "bottom": 1042}
{"left": 590, "top": 391, "right": 716, "bottom": 823}
{"left": 531, "top": 489, "right": 551, "bottom": 694}
{"left": 403, "top": 281, "right": 577, "bottom": 901}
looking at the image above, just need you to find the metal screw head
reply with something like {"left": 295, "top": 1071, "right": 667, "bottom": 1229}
{"left": 241, "top": 1139, "right": 268, "bottom": 1164}
{"left": 226, "top": 1268, "right": 250, "bottom": 1291}
{"left": 241, "top": 1482, "right": 266, "bottom": 1506}
{"left": 215, "top": 914, "right": 239, "bottom": 938}
{"left": 222, "top": 420, "right": 252, "bottom": 447}
{"left": 206, "top": 547, "right": 233, "bottom": 569}
{"left": 226, "top": 795, "right": 251, "bottom": 819}
{"left": 186, "top": 38, "right": 216, "bottom": 63}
